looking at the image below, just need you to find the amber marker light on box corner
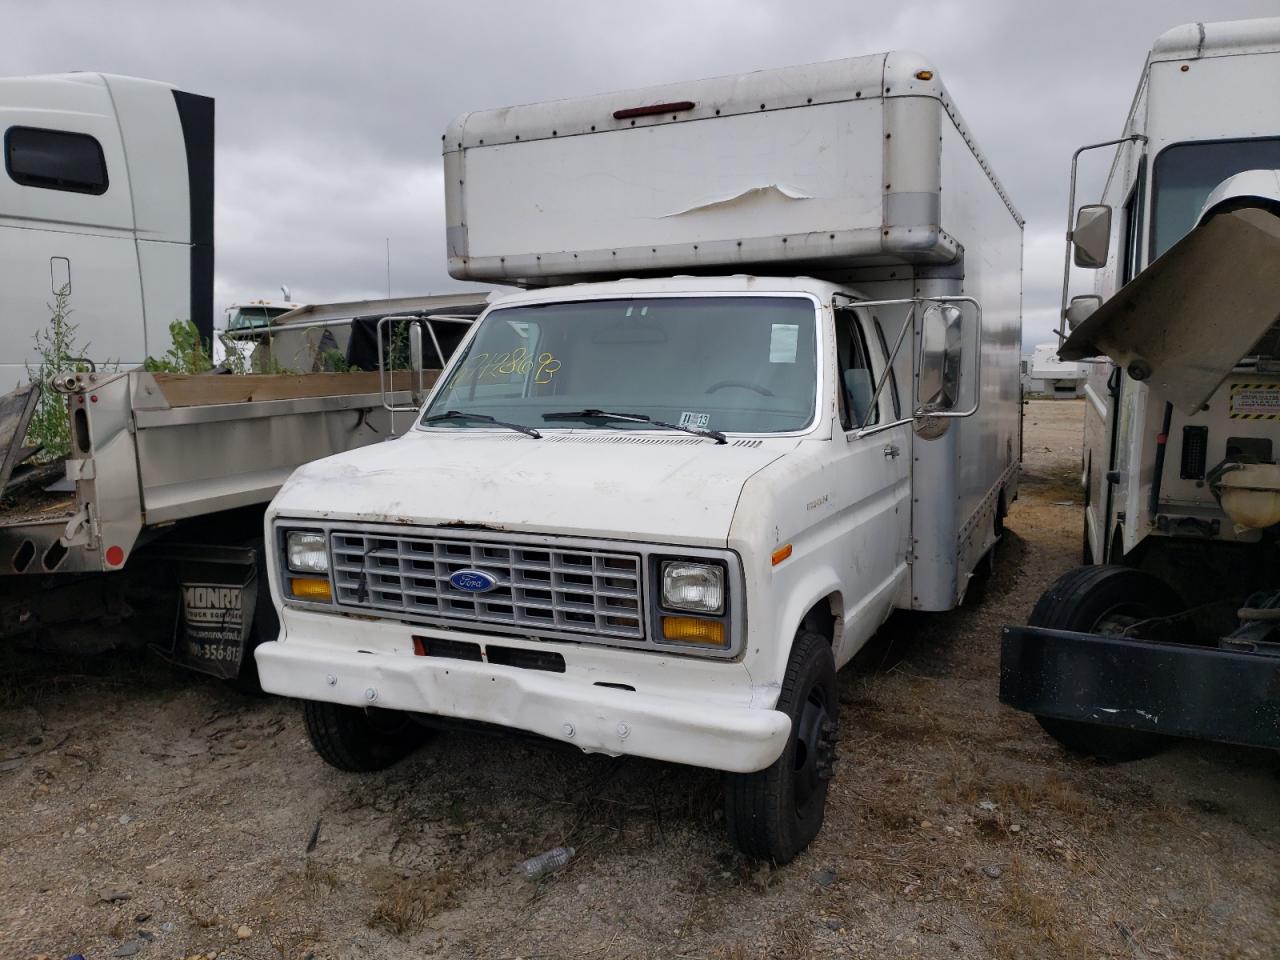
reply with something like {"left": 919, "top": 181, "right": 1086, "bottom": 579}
{"left": 771, "top": 543, "right": 793, "bottom": 566}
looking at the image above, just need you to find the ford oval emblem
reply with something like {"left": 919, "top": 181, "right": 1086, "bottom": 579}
{"left": 450, "top": 568, "right": 499, "bottom": 593}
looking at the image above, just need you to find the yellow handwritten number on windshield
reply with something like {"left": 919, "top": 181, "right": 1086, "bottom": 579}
{"left": 447, "top": 348, "right": 562, "bottom": 388}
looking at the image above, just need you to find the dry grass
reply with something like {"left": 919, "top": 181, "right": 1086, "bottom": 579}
{"left": 267, "top": 924, "right": 323, "bottom": 959}
{"left": 4, "top": 402, "right": 1276, "bottom": 960}
{"left": 935, "top": 763, "right": 1091, "bottom": 823}
{"left": 366, "top": 868, "right": 463, "bottom": 937}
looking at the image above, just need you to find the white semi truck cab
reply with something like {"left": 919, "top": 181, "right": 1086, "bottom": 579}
{"left": 1, "top": 73, "right": 214, "bottom": 394}
{"left": 1001, "top": 17, "right": 1280, "bottom": 759}
{"left": 257, "top": 51, "right": 1023, "bottom": 861}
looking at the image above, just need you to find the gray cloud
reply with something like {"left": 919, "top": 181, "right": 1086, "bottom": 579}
{"left": 5, "top": 0, "right": 1276, "bottom": 346}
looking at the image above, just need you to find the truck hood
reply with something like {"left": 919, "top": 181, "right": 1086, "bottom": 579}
{"left": 1061, "top": 200, "right": 1280, "bottom": 414}
{"left": 270, "top": 429, "right": 799, "bottom": 546}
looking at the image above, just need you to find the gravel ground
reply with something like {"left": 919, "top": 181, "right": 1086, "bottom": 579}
{"left": 1, "top": 399, "right": 1276, "bottom": 960}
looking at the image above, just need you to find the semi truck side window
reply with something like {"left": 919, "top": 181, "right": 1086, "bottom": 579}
{"left": 4, "top": 126, "right": 109, "bottom": 195}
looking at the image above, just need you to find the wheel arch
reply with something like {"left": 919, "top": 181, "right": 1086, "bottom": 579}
{"left": 769, "top": 574, "right": 845, "bottom": 680}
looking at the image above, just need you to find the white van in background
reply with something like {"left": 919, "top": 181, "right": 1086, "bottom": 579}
{"left": 1024, "top": 342, "right": 1086, "bottom": 398}
{"left": 0, "top": 72, "right": 214, "bottom": 392}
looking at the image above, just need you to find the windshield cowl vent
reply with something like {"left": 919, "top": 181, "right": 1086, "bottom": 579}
{"left": 440, "top": 433, "right": 774, "bottom": 446}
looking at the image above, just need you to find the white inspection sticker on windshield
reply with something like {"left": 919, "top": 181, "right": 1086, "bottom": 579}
{"left": 679, "top": 411, "right": 711, "bottom": 429}
{"left": 770, "top": 323, "right": 799, "bottom": 363}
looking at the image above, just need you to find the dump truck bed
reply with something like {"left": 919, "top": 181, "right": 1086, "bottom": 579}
{"left": 1, "top": 369, "right": 428, "bottom": 575}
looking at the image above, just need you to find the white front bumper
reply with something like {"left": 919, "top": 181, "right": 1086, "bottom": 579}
{"left": 256, "top": 612, "right": 790, "bottom": 774}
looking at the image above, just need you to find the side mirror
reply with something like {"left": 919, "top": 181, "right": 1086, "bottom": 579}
{"left": 918, "top": 303, "right": 964, "bottom": 411}
{"left": 408, "top": 323, "right": 425, "bottom": 403}
{"left": 1072, "top": 204, "right": 1112, "bottom": 269}
{"left": 1065, "top": 294, "right": 1101, "bottom": 329}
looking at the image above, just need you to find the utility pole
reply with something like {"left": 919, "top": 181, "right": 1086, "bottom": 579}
{"left": 385, "top": 237, "right": 391, "bottom": 298}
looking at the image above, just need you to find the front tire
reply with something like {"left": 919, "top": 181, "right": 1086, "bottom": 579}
{"left": 302, "top": 700, "right": 426, "bottom": 772}
{"left": 1027, "top": 565, "right": 1183, "bottom": 761}
{"left": 724, "top": 630, "right": 837, "bottom": 863}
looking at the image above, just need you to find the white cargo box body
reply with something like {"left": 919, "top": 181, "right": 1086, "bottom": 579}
{"left": 444, "top": 52, "right": 1019, "bottom": 284}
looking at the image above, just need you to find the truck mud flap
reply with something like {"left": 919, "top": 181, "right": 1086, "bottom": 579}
{"left": 155, "top": 544, "right": 260, "bottom": 680}
{"left": 999, "top": 625, "right": 1280, "bottom": 750}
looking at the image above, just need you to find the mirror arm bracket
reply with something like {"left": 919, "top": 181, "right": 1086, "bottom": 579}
{"left": 1059, "top": 133, "right": 1147, "bottom": 348}
{"left": 830, "top": 295, "right": 982, "bottom": 429}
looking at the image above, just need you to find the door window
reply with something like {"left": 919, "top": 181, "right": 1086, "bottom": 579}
{"left": 1120, "top": 156, "right": 1146, "bottom": 284}
{"left": 836, "top": 310, "right": 879, "bottom": 430}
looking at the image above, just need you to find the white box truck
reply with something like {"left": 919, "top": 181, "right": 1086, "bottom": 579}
{"left": 1001, "top": 17, "right": 1280, "bottom": 758}
{"left": 1, "top": 73, "right": 214, "bottom": 394}
{"left": 257, "top": 51, "right": 1024, "bottom": 861}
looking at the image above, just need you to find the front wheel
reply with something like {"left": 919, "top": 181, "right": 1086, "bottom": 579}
{"left": 302, "top": 700, "right": 428, "bottom": 772}
{"left": 1027, "top": 565, "right": 1183, "bottom": 761}
{"left": 724, "top": 630, "right": 837, "bottom": 863}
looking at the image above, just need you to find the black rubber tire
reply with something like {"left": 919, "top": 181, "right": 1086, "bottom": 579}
{"left": 302, "top": 700, "right": 426, "bottom": 772}
{"left": 1027, "top": 565, "right": 1183, "bottom": 762}
{"left": 724, "top": 630, "right": 837, "bottom": 863}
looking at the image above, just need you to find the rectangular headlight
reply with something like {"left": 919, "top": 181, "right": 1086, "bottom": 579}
{"left": 661, "top": 561, "right": 724, "bottom": 614}
{"left": 286, "top": 531, "right": 328, "bottom": 575}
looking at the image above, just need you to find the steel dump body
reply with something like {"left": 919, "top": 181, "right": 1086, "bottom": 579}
{"left": 444, "top": 52, "right": 1019, "bottom": 286}
{"left": 0, "top": 370, "right": 421, "bottom": 576}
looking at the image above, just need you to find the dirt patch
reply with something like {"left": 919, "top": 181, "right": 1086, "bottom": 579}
{"left": 1, "top": 400, "right": 1276, "bottom": 960}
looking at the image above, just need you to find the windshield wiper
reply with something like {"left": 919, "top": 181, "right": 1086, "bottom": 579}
{"left": 422, "top": 409, "right": 542, "bottom": 438}
{"left": 542, "top": 408, "right": 727, "bottom": 444}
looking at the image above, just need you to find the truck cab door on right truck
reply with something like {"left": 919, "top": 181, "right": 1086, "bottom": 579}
{"left": 1001, "top": 16, "right": 1280, "bottom": 759}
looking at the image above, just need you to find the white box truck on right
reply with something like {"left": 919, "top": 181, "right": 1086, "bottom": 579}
{"left": 255, "top": 51, "right": 1022, "bottom": 862}
{"left": 1002, "top": 18, "right": 1280, "bottom": 757}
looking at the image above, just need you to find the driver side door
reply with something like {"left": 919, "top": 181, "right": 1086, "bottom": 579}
{"left": 830, "top": 306, "right": 912, "bottom": 664}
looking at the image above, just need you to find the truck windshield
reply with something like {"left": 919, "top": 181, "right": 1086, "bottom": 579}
{"left": 1150, "top": 137, "right": 1280, "bottom": 258}
{"left": 420, "top": 296, "right": 818, "bottom": 435}
{"left": 227, "top": 307, "right": 289, "bottom": 330}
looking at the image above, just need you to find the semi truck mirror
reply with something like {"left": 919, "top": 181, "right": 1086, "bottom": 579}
{"left": 918, "top": 303, "right": 964, "bottom": 411}
{"left": 1072, "top": 204, "right": 1112, "bottom": 268}
{"left": 1065, "top": 295, "right": 1102, "bottom": 329}
{"left": 408, "top": 323, "right": 425, "bottom": 404}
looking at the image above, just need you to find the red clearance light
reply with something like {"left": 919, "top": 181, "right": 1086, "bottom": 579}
{"left": 613, "top": 100, "right": 695, "bottom": 120}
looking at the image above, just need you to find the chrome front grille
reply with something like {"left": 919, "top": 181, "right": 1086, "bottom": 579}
{"left": 330, "top": 531, "right": 644, "bottom": 639}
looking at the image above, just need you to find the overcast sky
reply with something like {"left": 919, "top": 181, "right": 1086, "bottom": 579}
{"left": 5, "top": 0, "right": 1277, "bottom": 348}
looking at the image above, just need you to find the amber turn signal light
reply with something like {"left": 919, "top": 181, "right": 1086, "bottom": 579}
{"left": 662, "top": 616, "right": 726, "bottom": 646}
{"left": 290, "top": 577, "right": 332, "bottom": 601}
